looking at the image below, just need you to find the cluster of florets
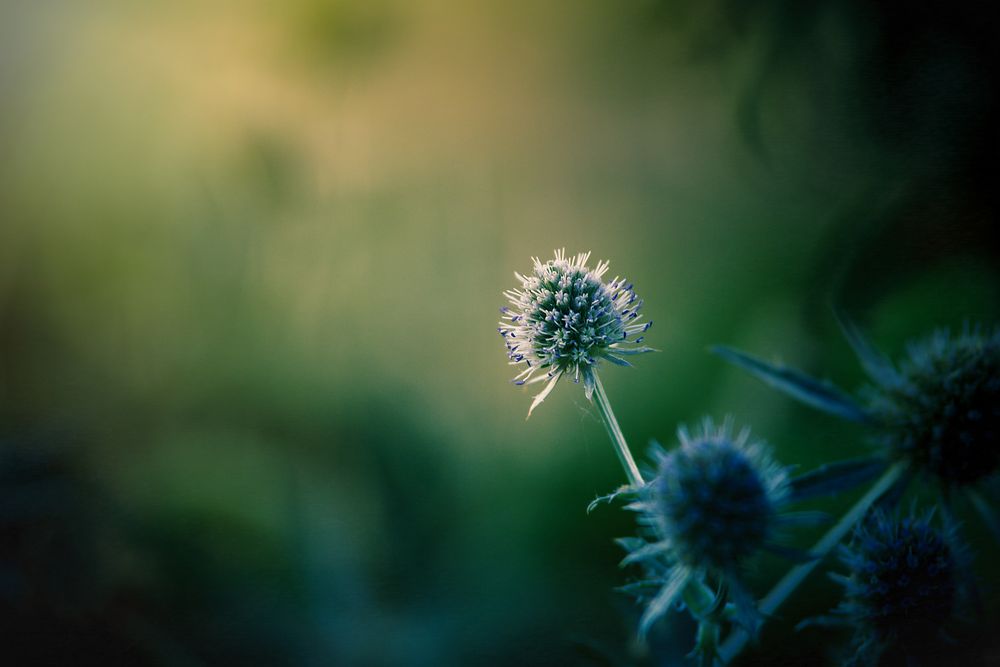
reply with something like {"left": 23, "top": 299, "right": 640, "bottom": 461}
{"left": 866, "top": 327, "right": 1000, "bottom": 486}
{"left": 621, "top": 419, "right": 797, "bottom": 636}
{"left": 498, "top": 250, "right": 651, "bottom": 410}
{"left": 648, "top": 419, "right": 787, "bottom": 573}
{"left": 831, "top": 511, "right": 958, "bottom": 664}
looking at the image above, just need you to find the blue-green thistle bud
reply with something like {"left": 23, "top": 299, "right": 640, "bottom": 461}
{"left": 651, "top": 419, "right": 786, "bottom": 572}
{"left": 499, "top": 249, "right": 653, "bottom": 415}
{"left": 824, "top": 510, "right": 959, "bottom": 665}
{"left": 619, "top": 419, "right": 814, "bottom": 636}
{"left": 867, "top": 327, "right": 1000, "bottom": 486}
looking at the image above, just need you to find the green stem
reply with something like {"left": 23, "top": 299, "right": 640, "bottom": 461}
{"left": 695, "top": 619, "right": 721, "bottom": 667}
{"left": 589, "top": 370, "right": 718, "bottom": 621}
{"left": 717, "top": 461, "right": 907, "bottom": 664}
{"left": 591, "top": 371, "right": 643, "bottom": 488}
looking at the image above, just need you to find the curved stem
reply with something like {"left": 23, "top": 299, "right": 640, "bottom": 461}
{"left": 591, "top": 371, "right": 644, "bottom": 488}
{"left": 717, "top": 462, "right": 907, "bottom": 664}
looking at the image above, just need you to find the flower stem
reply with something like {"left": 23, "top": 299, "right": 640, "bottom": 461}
{"left": 717, "top": 461, "right": 907, "bottom": 663}
{"left": 590, "top": 371, "right": 644, "bottom": 488}
{"left": 589, "top": 370, "right": 719, "bottom": 625}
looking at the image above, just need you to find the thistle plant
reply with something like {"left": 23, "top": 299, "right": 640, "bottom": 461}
{"left": 499, "top": 250, "right": 729, "bottom": 662}
{"left": 499, "top": 248, "right": 653, "bottom": 483}
{"left": 497, "top": 252, "right": 996, "bottom": 664}
{"left": 802, "top": 510, "right": 961, "bottom": 666}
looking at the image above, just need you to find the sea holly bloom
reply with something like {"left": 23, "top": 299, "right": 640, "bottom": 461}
{"left": 498, "top": 249, "right": 653, "bottom": 416}
{"left": 713, "top": 322, "right": 1000, "bottom": 540}
{"left": 865, "top": 327, "right": 1000, "bottom": 486}
{"left": 802, "top": 510, "right": 961, "bottom": 666}
{"left": 619, "top": 418, "right": 820, "bottom": 637}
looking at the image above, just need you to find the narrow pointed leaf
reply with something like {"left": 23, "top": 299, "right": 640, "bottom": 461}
{"left": 789, "top": 456, "right": 888, "bottom": 502}
{"left": 834, "top": 310, "right": 898, "bottom": 385}
{"left": 827, "top": 572, "right": 852, "bottom": 587}
{"left": 620, "top": 540, "right": 672, "bottom": 567}
{"left": 526, "top": 372, "right": 560, "bottom": 418}
{"left": 583, "top": 370, "right": 596, "bottom": 400}
{"left": 711, "top": 345, "right": 871, "bottom": 423}
{"left": 602, "top": 354, "right": 633, "bottom": 367}
{"left": 616, "top": 579, "right": 663, "bottom": 596}
{"left": 795, "top": 615, "right": 851, "bottom": 631}
{"left": 607, "top": 346, "right": 658, "bottom": 355}
{"left": 638, "top": 567, "right": 689, "bottom": 638}
{"left": 614, "top": 537, "right": 646, "bottom": 553}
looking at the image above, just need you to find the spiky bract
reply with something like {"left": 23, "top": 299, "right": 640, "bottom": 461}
{"left": 499, "top": 249, "right": 652, "bottom": 415}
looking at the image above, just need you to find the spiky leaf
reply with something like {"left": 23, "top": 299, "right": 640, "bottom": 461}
{"left": 789, "top": 456, "right": 888, "bottom": 502}
{"left": 712, "top": 345, "right": 871, "bottom": 423}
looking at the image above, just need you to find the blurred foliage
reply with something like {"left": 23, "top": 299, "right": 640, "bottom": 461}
{"left": 1, "top": 0, "right": 998, "bottom": 664}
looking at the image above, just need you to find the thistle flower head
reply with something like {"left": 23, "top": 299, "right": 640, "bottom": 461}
{"left": 828, "top": 510, "right": 958, "bottom": 664}
{"left": 867, "top": 326, "right": 1000, "bottom": 486}
{"left": 499, "top": 249, "right": 653, "bottom": 415}
{"left": 648, "top": 418, "right": 788, "bottom": 573}
{"left": 620, "top": 419, "right": 805, "bottom": 636}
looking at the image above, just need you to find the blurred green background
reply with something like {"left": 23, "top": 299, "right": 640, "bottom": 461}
{"left": 2, "top": 1, "right": 998, "bottom": 665}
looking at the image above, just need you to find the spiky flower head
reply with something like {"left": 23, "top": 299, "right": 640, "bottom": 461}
{"left": 866, "top": 327, "right": 1000, "bottom": 486}
{"left": 499, "top": 249, "right": 653, "bottom": 415}
{"left": 826, "top": 510, "right": 958, "bottom": 665}
{"left": 649, "top": 418, "right": 788, "bottom": 573}
{"left": 619, "top": 419, "right": 809, "bottom": 636}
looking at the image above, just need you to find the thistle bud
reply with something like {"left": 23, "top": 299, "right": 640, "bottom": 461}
{"left": 831, "top": 510, "right": 959, "bottom": 665}
{"left": 650, "top": 419, "right": 785, "bottom": 572}
{"left": 869, "top": 327, "right": 1000, "bottom": 486}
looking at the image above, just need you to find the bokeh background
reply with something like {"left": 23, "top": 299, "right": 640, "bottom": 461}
{"left": 2, "top": 1, "right": 998, "bottom": 665}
